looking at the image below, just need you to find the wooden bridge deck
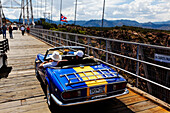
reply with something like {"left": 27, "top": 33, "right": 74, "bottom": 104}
{"left": 0, "top": 31, "right": 169, "bottom": 113}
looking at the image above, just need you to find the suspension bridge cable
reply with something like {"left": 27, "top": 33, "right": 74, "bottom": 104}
{"left": 74, "top": 0, "right": 77, "bottom": 25}
{"left": 44, "top": 0, "right": 46, "bottom": 18}
{"left": 36, "top": 0, "right": 38, "bottom": 19}
{"left": 60, "top": 0, "right": 62, "bottom": 24}
{"left": 102, "top": 0, "right": 105, "bottom": 28}
{"left": 41, "top": 0, "right": 42, "bottom": 18}
{"left": 51, "top": 0, "right": 53, "bottom": 23}
{"left": 23, "top": 0, "right": 30, "bottom": 8}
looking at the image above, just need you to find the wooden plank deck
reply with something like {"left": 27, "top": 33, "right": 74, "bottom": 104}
{"left": 0, "top": 31, "right": 169, "bottom": 113}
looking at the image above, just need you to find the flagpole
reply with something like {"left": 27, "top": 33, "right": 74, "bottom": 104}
{"left": 74, "top": 0, "right": 77, "bottom": 25}
{"left": 60, "top": 0, "right": 62, "bottom": 25}
{"left": 51, "top": 0, "right": 53, "bottom": 23}
{"left": 41, "top": 0, "right": 43, "bottom": 18}
{"left": 101, "top": 0, "right": 105, "bottom": 28}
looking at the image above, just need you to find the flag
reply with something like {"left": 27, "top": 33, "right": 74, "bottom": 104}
{"left": 60, "top": 14, "right": 68, "bottom": 22}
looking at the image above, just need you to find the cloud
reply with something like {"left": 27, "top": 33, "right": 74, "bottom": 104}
{"left": 1, "top": 0, "right": 170, "bottom": 23}
{"left": 104, "top": 0, "right": 170, "bottom": 22}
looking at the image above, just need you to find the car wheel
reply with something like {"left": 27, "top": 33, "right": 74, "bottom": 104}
{"left": 46, "top": 84, "right": 51, "bottom": 106}
{"left": 46, "top": 84, "right": 55, "bottom": 108}
{"left": 35, "top": 61, "right": 40, "bottom": 79}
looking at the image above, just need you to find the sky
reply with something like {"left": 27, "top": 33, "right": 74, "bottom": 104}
{"left": 1, "top": 0, "right": 170, "bottom": 23}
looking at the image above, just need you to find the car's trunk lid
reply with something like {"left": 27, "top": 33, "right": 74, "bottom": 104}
{"left": 52, "top": 64, "right": 126, "bottom": 91}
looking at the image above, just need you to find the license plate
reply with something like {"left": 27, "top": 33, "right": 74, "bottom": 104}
{"left": 90, "top": 86, "right": 105, "bottom": 95}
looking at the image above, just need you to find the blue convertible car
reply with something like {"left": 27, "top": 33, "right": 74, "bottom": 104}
{"left": 35, "top": 46, "right": 129, "bottom": 107}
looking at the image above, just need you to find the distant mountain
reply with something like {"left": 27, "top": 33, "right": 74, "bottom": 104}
{"left": 153, "top": 21, "right": 170, "bottom": 25}
{"left": 7, "top": 18, "right": 170, "bottom": 30}
{"left": 82, "top": 20, "right": 170, "bottom": 30}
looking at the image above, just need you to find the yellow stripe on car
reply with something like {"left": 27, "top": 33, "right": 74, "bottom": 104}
{"left": 73, "top": 66, "right": 108, "bottom": 87}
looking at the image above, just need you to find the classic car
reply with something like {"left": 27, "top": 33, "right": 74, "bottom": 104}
{"left": 35, "top": 46, "right": 129, "bottom": 107}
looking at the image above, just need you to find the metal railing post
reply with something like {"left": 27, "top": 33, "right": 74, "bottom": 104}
{"left": 38, "top": 29, "right": 39, "bottom": 39}
{"left": 48, "top": 31, "right": 50, "bottom": 44}
{"left": 75, "top": 35, "right": 78, "bottom": 46}
{"left": 59, "top": 33, "right": 62, "bottom": 45}
{"left": 46, "top": 31, "right": 48, "bottom": 43}
{"left": 139, "top": 46, "right": 152, "bottom": 94}
{"left": 66, "top": 34, "right": 69, "bottom": 46}
{"left": 50, "top": 31, "right": 52, "bottom": 45}
{"left": 87, "top": 37, "right": 91, "bottom": 55}
{"left": 54, "top": 32, "right": 57, "bottom": 47}
{"left": 136, "top": 45, "right": 140, "bottom": 87}
{"left": 42, "top": 29, "right": 45, "bottom": 41}
{"left": 107, "top": 41, "right": 116, "bottom": 65}
{"left": 41, "top": 29, "right": 43, "bottom": 40}
{"left": 106, "top": 40, "right": 108, "bottom": 63}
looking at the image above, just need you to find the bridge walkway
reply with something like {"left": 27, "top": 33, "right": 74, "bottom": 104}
{"left": 0, "top": 30, "right": 169, "bottom": 113}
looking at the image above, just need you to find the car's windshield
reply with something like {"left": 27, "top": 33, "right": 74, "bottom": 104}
{"left": 45, "top": 47, "right": 97, "bottom": 68}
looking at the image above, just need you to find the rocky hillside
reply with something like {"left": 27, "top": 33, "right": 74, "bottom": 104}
{"left": 50, "top": 25, "right": 170, "bottom": 47}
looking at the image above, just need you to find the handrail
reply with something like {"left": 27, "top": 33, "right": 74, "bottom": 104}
{"left": 31, "top": 28, "right": 170, "bottom": 50}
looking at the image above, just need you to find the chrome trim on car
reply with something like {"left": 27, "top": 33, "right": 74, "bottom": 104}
{"left": 61, "top": 88, "right": 126, "bottom": 101}
{"left": 51, "top": 88, "right": 129, "bottom": 106}
{"left": 60, "top": 82, "right": 127, "bottom": 101}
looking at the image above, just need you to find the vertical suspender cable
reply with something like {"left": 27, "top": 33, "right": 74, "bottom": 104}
{"left": 44, "top": 0, "right": 46, "bottom": 18}
{"left": 41, "top": 0, "right": 42, "bottom": 18}
{"left": 30, "top": 0, "right": 34, "bottom": 25}
{"left": 74, "top": 0, "right": 77, "bottom": 25}
{"left": 19, "top": 0, "right": 22, "bottom": 24}
{"left": 37, "top": 0, "right": 38, "bottom": 20}
{"left": 60, "top": 0, "right": 62, "bottom": 24}
{"left": 51, "top": 0, "right": 53, "bottom": 23}
{"left": 101, "top": 0, "right": 105, "bottom": 28}
{"left": 23, "top": 0, "right": 25, "bottom": 25}
{"left": 26, "top": 0, "right": 29, "bottom": 25}
{"left": 0, "top": 0, "right": 2, "bottom": 26}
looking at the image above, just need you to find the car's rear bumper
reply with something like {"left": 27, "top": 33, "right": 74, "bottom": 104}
{"left": 51, "top": 88, "right": 129, "bottom": 106}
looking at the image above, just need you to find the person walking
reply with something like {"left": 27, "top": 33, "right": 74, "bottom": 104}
{"left": 8, "top": 25, "right": 13, "bottom": 39}
{"left": 26, "top": 26, "right": 30, "bottom": 35}
{"left": 2, "top": 24, "right": 7, "bottom": 39}
{"left": 21, "top": 25, "right": 25, "bottom": 36}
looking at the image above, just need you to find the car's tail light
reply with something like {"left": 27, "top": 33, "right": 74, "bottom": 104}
{"left": 113, "top": 82, "right": 127, "bottom": 90}
{"left": 62, "top": 90, "right": 81, "bottom": 99}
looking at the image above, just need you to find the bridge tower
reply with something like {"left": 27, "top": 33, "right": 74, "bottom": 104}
{"left": 0, "top": 0, "right": 6, "bottom": 27}
{"left": 0, "top": 0, "right": 34, "bottom": 26}
{"left": 0, "top": 0, "right": 2, "bottom": 26}
{"left": 20, "top": 0, "right": 35, "bottom": 25}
